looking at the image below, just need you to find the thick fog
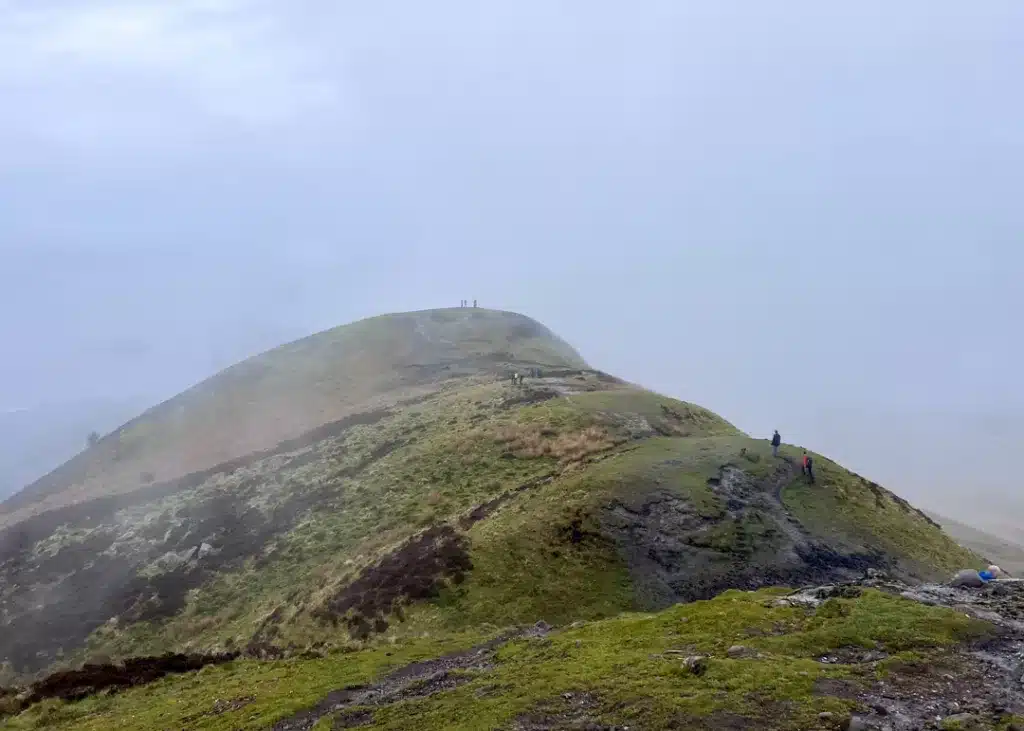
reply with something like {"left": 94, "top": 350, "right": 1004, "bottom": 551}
{"left": 1, "top": 1, "right": 1022, "bottom": 533}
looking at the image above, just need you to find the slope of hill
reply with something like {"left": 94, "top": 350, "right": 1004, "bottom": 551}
{"left": 0, "top": 308, "right": 993, "bottom": 728}
{"left": 0, "top": 399, "right": 147, "bottom": 501}
{"left": 928, "top": 511, "right": 1024, "bottom": 575}
{"left": 0, "top": 308, "right": 585, "bottom": 526}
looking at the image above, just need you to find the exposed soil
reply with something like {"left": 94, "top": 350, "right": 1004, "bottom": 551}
{"left": 510, "top": 691, "right": 631, "bottom": 730}
{"left": 180, "top": 695, "right": 257, "bottom": 725}
{"left": 317, "top": 525, "right": 472, "bottom": 638}
{"left": 272, "top": 629, "right": 542, "bottom": 731}
{"left": 10, "top": 651, "right": 239, "bottom": 708}
{"left": 602, "top": 460, "right": 888, "bottom": 610}
{"left": 458, "top": 472, "right": 558, "bottom": 530}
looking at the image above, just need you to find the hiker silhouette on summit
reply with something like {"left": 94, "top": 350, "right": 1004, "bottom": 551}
{"left": 771, "top": 430, "right": 781, "bottom": 458}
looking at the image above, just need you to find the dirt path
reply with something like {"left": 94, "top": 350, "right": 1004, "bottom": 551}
{"left": 271, "top": 626, "right": 548, "bottom": 731}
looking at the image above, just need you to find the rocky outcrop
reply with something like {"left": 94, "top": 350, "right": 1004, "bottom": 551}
{"left": 779, "top": 575, "right": 1024, "bottom": 730}
{"left": 601, "top": 462, "right": 887, "bottom": 608}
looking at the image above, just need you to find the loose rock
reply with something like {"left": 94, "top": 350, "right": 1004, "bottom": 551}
{"left": 942, "top": 712, "right": 981, "bottom": 728}
{"left": 951, "top": 570, "right": 985, "bottom": 589}
{"left": 682, "top": 655, "right": 708, "bottom": 676}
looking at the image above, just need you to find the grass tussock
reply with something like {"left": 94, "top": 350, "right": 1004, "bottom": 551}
{"left": 490, "top": 423, "right": 619, "bottom": 464}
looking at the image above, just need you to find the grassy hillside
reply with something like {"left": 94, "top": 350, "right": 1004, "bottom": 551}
{"left": 3, "top": 588, "right": 997, "bottom": 731}
{"left": 927, "top": 511, "right": 1024, "bottom": 575}
{"left": 0, "top": 398, "right": 148, "bottom": 501}
{"left": 0, "top": 308, "right": 585, "bottom": 527}
{"left": 0, "top": 308, "right": 991, "bottom": 728}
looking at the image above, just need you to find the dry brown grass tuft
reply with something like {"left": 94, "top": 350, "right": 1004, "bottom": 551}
{"left": 492, "top": 424, "right": 618, "bottom": 465}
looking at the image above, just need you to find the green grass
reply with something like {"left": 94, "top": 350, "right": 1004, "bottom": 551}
{"left": 3, "top": 308, "right": 587, "bottom": 526}
{"left": 2, "top": 308, "right": 988, "bottom": 691}
{"left": 45, "top": 393, "right": 984, "bottom": 671}
{"left": 5, "top": 589, "right": 989, "bottom": 731}
{"left": 396, "top": 437, "right": 741, "bottom": 634}
{"left": 780, "top": 454, "right": 983, "bottom": 576}
{"left": 0, "top": 333, "right": 1003, "bottom": 729}
{"left": 561, "top": 390, "right": 742, "bottom": 438}
{"left": 371, "top": 589, "right": 989, "bottom": 731}
{"left": 2, "top": 632, "right": 489, "bottom": 731}
{"left": 393, "top": 434, "right": 987, "bottom": 637}
{"left": 79, "top": 383, "right": 637, "bottom": 658}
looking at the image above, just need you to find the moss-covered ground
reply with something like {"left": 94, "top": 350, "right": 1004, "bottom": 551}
{"left": 3, "top": 589, "right": 994, "bottom": 731}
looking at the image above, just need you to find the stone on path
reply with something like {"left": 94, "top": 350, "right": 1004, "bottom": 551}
{"left": 951, "top": 569, "right": 985, "bottom": 588}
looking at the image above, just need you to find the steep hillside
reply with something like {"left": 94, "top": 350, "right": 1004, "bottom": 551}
{"left": 0, "top": 308, "right": 585, "bottom": 527}
{"left": 0, "top": 309, "right": 990, "bottom": 729}
{"left": 0, "top": 398, "right": 148, "bottom": 501}
{"left": 928, "top": 511, "right": 1024, "bottom": 575}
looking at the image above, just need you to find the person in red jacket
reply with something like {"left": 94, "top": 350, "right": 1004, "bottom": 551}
{"left": 802, "top": 452, "right": 815, "bottom": 484}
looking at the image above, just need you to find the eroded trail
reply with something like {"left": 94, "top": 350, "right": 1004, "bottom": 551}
{"left": 271, "top": 626, "right": 549, "bottom": 731}
{"left": 602, "top": 453, "right": 886, "bottom": 608}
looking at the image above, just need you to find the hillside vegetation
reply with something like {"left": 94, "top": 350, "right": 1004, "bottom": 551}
{"left": 5, "top": 588, "right": 1001, "bottom": 731}
{"left": 0, "top": 309, "right": 585, "bottom": 527}
{"left": 0, "top": 308, "right": 993, "bottom": 729}
{"left": 928, "top": 512, "right": 1024, "bottom": 575}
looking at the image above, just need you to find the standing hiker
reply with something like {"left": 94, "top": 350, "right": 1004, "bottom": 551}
{"left": 771, "top": 430, "right": 781, "bottom": 458}
{"left": 473, "top": 299, "right": 478, "bottom": 308}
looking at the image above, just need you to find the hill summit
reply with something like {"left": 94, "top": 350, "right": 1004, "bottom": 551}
{"left": 0, "top": 308, "right": 992, "bottom": 729}
{"left": 1, "top": 308, "right": 585, "bottom": 525}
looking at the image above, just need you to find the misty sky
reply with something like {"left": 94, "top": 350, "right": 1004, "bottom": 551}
{"left": 2, "top": 1, "right": 1023, "bottom": 527}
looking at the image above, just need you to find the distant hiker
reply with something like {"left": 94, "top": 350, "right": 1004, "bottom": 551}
{"left": 473, "top": 299, "right": 478, "bottom": 308}
{"left": 802, "top": 453, "right": 815, "bottom": 484}
{"left": 771, "top": 430, "right": 781, "bottom": 458}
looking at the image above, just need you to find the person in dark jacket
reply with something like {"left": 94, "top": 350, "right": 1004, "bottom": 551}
{"left": 771, "top": 430, "right": 781, "bottom": 458}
